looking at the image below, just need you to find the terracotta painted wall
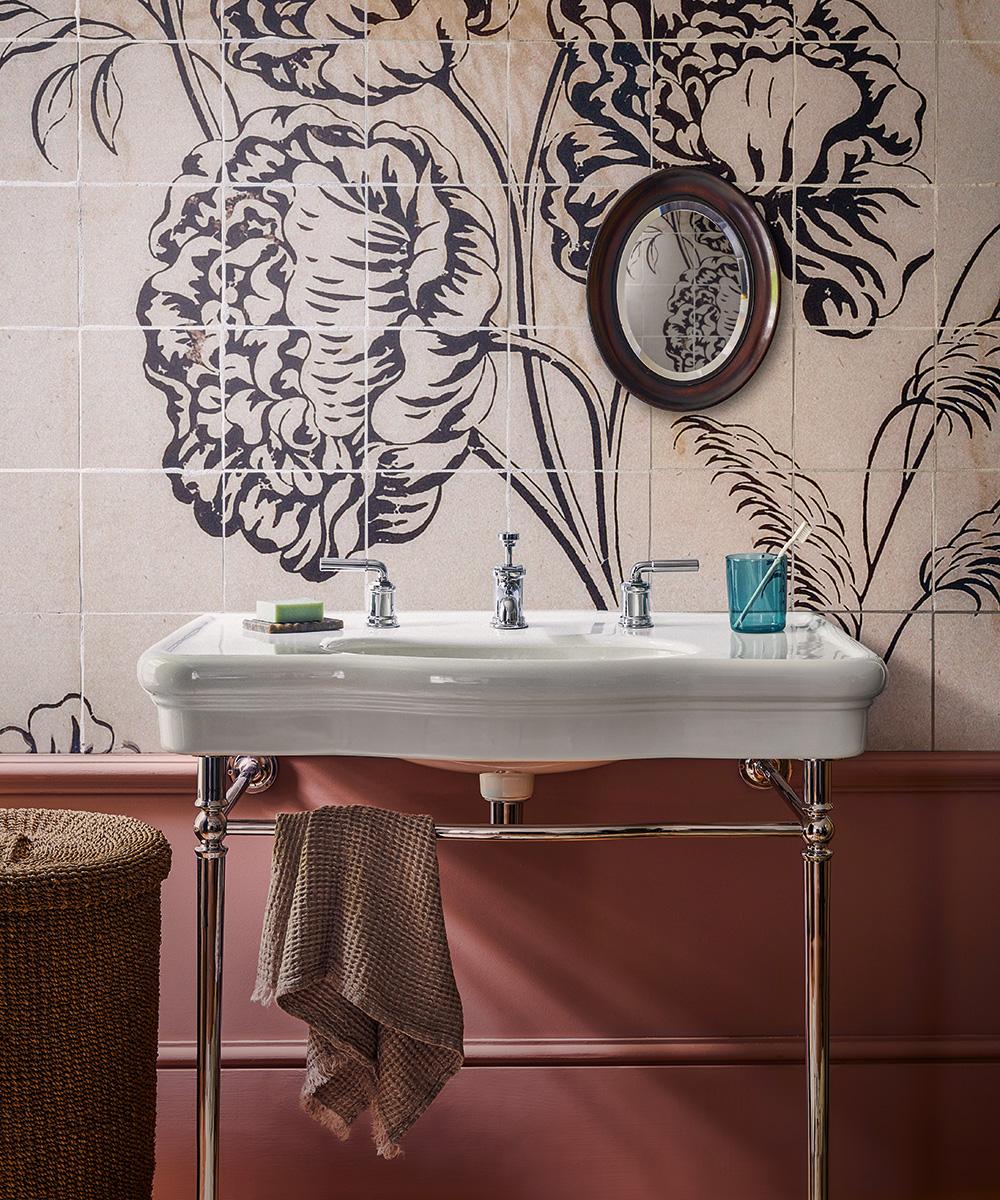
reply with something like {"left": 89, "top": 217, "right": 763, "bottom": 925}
{"left": 2, "top": 753, "right": 998, "bottom": 1199}
{"left": 0, "top": 0, "right": 999, "bottom": 752}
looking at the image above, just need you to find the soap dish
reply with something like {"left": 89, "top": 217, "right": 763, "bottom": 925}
{"left": 243, "top": 617, "right": 345, "bottom": 635}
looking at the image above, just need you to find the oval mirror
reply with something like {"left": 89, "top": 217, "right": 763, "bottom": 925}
{"left": 588, "top": 168, "right": 780, "bottom": 412}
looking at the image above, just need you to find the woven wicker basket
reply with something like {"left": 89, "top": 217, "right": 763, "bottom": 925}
{"left": 0, "top": 808, "right": 172, "bottom": 1200}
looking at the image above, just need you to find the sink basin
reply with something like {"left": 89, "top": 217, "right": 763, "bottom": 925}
{"left": 138, "top": 611, "right": 887, "bottom": 762}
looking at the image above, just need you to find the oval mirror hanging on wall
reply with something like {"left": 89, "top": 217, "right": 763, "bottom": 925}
{"left": 587, "top": 168, "right": 780, "bottom": 412}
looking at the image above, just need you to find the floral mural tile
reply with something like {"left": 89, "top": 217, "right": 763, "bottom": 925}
{"left": 511, "top": 39, "right": 651, "bottom": 189}
{"left": 222, "top": 184, "right": 367, "bottom": 329}
{"left": 932, "top": 610, "right": 1000, "bottom": 749}
{"left": 220, "top": 470, "right": 367, "bottom": 583}
{"left": 0, "top": 472, "right": 80, "bottom": 613}
{"left": 653, "top": 1, "right": 794, "bottom": 41}
{"left": 937, "top": 38, "right": 1000, "bottom": 187}
{"left": 370, "top": 468, "right": 509, "bottom": 610}
{"left": 81, "top": 329, "right": 189, "bottom": 470}
{"left": 0, "top": 41, "right": 78, "bottom": 181}
{"left": 651, "top": 310, "right": 794, "bottom": 470}
{"left": 800, "top": 470, "right": 933, "bottom": 634}
{"left": 860, "top": 609, "right": 932, "bottom": 751}
{"left": 794, "top": 40, "right": 934, "bottom": 186}
{"left": 520, "top": 186, "right": 622, "bottom": 328}
{"left": 221, "top": 43, "right": 363, "bottom": 146}
{"left": 367, "top": 187, "right": 508, "bottom": 331}
{"left": 506, "top": 469, "right": 636, "bottom": 609}
{"left": 0, "top": 615, "right": 83, "bottom": 754}
{"left": 83, "top": 614, "right": 183, "bottom": 754}
{"left": 86, "top": 183, "right": 223, "bottom": 328}
{"left": 222, "top": 513, "right": 367, "bottom": 614}
{"left": 653, "top": 40, "right": 796, "bottom": 188}
{"left": 0, "top": 186, "right": 78, "bottom": 327}
{"left": 930, "top": 321, "right": 1000, "bottom": 472}
{"left": 650, "top": 467, "right": 795, "bottom": 613}
{"left": 507, "top": 325, "right": 651, "bottom": 474}
{"left": 0, "top": 330, "right": 79, "bottom": 469}
{"left": 931, "top": 471, "right": 1000, "bottom": 612}
{"left": 793, "top": 186, "right": 935, "bottom": 334}
{"left": 79, "top": 0, "right": 220, "bottom": 40}
{"left": 794, "top": 0, "right": 937, "bottom": 43}
{"left": 78, "top": 42, "right": 225, "bottom": 185}
{"left": 935, "top": 187, "right": 1000, "bottom": 331}
{"left": 372, "top": 41, "right": 510, "bottom": 187}
{"left": 793, "top": 323, "right": 935, "bottom": 472}
{"left": 80, "top": 470, "right": 224, "bottom": 613}
{"left": 365, "top": 0, "right": 513, "bottom": 42}
{"left": 512, "top": 0, "right": 652, "bottom": 42}
{"left": 939, "top": 0, "right": 1000, "bottom": 41}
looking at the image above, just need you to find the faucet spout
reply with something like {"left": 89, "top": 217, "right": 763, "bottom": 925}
{"left": 491, "top": 532, "right": 527, "bottom": 630}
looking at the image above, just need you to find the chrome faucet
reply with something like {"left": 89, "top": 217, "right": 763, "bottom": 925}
{"left": 319, "top": 556, "right": 398, "bottom": 627}
{"left": 491, "top": 532, "right": 527, "bottom": 630}
{"left": 620, "top": 558, "right": 699, "bottom": 628}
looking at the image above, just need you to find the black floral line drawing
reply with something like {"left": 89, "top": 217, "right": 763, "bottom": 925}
{"left": 0, "top": 694, "right": 139, "bottom": 754}
{"left": 3, "top": 0, "right": 995, "bottom": 689}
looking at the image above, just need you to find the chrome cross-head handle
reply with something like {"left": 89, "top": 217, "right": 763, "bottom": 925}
{"left": 620, "top": 559, "right": 699, "bottom": 629}
{"left": 319, "top": 557, "right": 398, "bottom": 628}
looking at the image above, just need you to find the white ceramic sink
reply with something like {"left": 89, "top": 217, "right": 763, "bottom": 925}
{"left": 138, "top": 610, "right": 887, "bottom": 762}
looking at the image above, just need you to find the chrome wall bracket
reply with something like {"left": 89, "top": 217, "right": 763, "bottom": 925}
{"left": 226, "top": 755, "right": 278, "bottom": 796}
{"left": 739, "top": 757, "right": 791, "bottom": 789}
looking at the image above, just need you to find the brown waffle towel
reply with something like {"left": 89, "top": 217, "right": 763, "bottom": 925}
{"left": 253, "top": 805, "right": 463, "bottom": 1157}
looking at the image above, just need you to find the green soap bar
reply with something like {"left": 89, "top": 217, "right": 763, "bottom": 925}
{"left": 256, "top": 598, "right": 324, "bottom": 623}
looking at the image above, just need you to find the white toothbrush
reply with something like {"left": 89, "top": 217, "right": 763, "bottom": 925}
{"left": 733, "top": 521, "right": 812, "bottom": 630}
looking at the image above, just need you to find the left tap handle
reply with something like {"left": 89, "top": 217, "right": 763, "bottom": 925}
{"left": 319, "top": 557, "right": 398, "bottom": 628}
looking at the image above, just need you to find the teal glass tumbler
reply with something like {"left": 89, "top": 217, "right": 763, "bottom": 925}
{"left": 726, "top": 553, "right": 787, "bottom": 633}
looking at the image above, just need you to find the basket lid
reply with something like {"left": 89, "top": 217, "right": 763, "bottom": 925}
{"left": 0, "top": 809, "right": 171, "bottom": 911}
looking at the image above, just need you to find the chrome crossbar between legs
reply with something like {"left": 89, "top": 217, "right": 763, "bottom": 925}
{"left": 226, "top": 818, "right": 803, "bottom": 840}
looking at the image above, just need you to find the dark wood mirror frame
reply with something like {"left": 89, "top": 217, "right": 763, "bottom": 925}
{"left": 587, "top": 168, "right": 780, "bottom": 412}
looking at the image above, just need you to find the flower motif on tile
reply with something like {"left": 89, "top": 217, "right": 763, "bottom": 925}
{"left": 139, "top": 105, "right": 501, "bottom": 579}
{"left": 0, "top": 694, "right": 137, "bottom": 754}
{"left": 217, "top": 0, "right": 512, "bottom": 104}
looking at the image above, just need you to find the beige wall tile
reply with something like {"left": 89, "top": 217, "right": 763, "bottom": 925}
{"left": 933, "top": 609, "right": 1000, "bottom": 748}
{"left": 0, "top": 471, "right": 79, "bottom": 612}
{"left": 80, "top": 470, "right": 223, "bottom": 612}
{"left": 938, "top": 39, "right": 1000, "bottom": 187}
{"left": 0, "top": 187, "right": 79, "bottom": 327}
{"left": 935, "top": 187, "right": 1000, "bottom": 328}
{"left": 0, "top": 329, "right": 79, "bottom": 469}
{"left": 79, "top": 0, "right": 220, "bottom": 40}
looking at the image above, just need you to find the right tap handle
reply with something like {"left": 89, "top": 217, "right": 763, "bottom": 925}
{"left": 621, "top": 559, "right": 699, "bottom": 629}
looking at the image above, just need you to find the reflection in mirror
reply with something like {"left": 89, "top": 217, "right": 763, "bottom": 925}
{"left": 619, "top": 203, "right": 750, "bottom": 382}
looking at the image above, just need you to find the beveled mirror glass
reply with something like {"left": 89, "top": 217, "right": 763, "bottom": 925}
{"left": 588, "top": 169, "right": 779, "bottom": 412}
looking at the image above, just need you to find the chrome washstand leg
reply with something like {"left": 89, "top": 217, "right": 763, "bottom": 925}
{"left": 195, "top": 756, "right": 228, "bottom": 1200}
{"left": 740, "top": 757, "right": 833, "bottom": 1200}
{"left": 802, "top": 759, "right": 833, "bottom": 1200}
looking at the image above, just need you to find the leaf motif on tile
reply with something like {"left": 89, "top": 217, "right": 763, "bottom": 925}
{"left": 863, "top": 319, "right": 1000, "bottom": 592}
{"left": 921, "top": 500, "right": 1000, "bottom": 611}
{"left": 0, "top": 693, "right": 138, "bottom": 754}
{"left": 673, "top": 415, "right": 861, "bottom": 623}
